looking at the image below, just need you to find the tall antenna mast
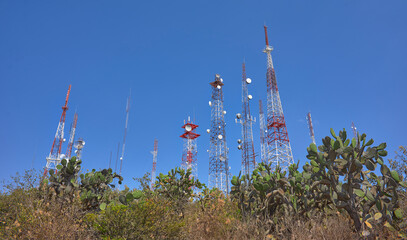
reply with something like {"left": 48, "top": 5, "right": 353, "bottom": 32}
{"left": 236, "top": 62, "right": 256, "bottom": 176}
{"left": 351, "top": 122, "right": 357, "bottom": 139}
{"left": 119, "top": 92, "right": 131, "bottom": 176}
{"left": 259, "top": 100, "right": 268, "bottom": 164}
{"left": 306, "top": 112, "right": 316, "bottom": 145}
{"left": 66, "top": 112, "right": 78, "bottom": 159}
{"left": 208, "top": 74, "right": 230, "bottom": 195}
{"left": 263, "top": 26, "right": 294, "bottom": 170}
{"left": 150, "top": 139, "right": 158, "bottom": 189}
{"left": 180, "top": 117, "right": 200, "bottom": 178}
{"left": 44, "top": 85, "right": 71, "bottom": 176}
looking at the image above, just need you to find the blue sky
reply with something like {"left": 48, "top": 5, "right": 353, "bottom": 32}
{"left": 1, "top": 1, "right": 406, "bottom": 188}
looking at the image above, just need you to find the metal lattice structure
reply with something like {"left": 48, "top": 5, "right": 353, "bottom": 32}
{"left": 208, "top": 74, "right": 230, "bottom": 194}
{"left": 263, "top": 26, "right": 294, "bottom": 170}
{"left": 119, "top": 94, "right": 130, "bottom": 176}
{"left": 44, "top": 85, "right": 72, "bottom": 175}
{"left": 74, "top": 138, "right": 85, "bottom": 160}
{"left": 180, "top": 117, "right": 200, "bottom": 179}
{"left": 66, "top": 112, "right": 78, "bottom": 159}
{"left": 150, "top": 139, "right": 158, "bottom": 189}
{"left": 236, "top": 63, "right": 256, "bottom": 176}
{"left": 306, "top": 112, "right": 316, "bottom": 145}
{"left": 259, "top": 100, "right": 268, "bottom": 164}
{"left": 351, "top": 122, "right": 357, "bottom": 139}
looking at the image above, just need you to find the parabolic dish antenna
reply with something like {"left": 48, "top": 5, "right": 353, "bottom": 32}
{"left": 248, "top": 95, "right": 253, "bottom": 100}
{"left": 246, "top": 78, "right": 252, "bottom": 84}
{"left": 185, "top": 124, "right": 192, "bottom": 132}
{"left": 218, "top": 135, "right": 223, "bottom": 140}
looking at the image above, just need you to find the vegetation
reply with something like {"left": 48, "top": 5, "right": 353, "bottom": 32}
{"left": 0, "top": 128, "right": 406, "bottom": 239}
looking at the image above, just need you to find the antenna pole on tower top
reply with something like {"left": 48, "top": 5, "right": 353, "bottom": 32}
{"left": 264, "top": 25, "right": 269, "bottom": 46}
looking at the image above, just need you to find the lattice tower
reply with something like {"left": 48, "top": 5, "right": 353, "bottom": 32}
{"left": 236, "top": 63, "right": 256, "bottom": 176}
{"left": 44, "top": 85, "right": 71, "bottom": 175}
{"left": 119, "top": 94, "right": 130, "bottom": 176}
{"left": 208, "top": 74, "right": 230, "bottom": 194}
{"left": 306, "top": 112, "right": 316, "bottom": 145}
{"left": 66, "top": 112, "right": 78, "bottom": 159}
{"left": 150, "top": 139, "right": 158, "bottom": 189}
{"left": 263, "top": 26, "right": 294, "bottom": 170}
{"left": 180, "top": 117, "right": 200, "bottom": 178}
{"left": 259, "top": 100, "right": 268, "bottom": 164}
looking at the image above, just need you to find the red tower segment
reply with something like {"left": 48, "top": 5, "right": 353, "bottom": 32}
{"left": 263, "top": 26, "right": 294, "bottom": 169}
{"left": 180, "top": 118, "right": 200, "bottom": 178}
{"left": 44, "top": 85, "right": 72, "bottom": 175}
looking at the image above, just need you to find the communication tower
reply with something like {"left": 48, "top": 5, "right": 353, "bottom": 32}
{"left": 259, "top": 100, "right": 268, "bottom": 164}
{"left": 119, "top": 94, "right": 130, "bottom": 176}
{"left": 235, "top": 63, "right": 256, "bottom": 176}
{"left": 44, "top": 85, "right": 71, "bottom": 175}
{"left": 263, "top": 26, "right": 294, "bottom": 170}
{"left": 74, "top": 138, "right": 85, "bottom": 160}
{"left": 208, "top": 74, "right": 230, "bottom": 194}
{"left": 66, "top": 112, "right": 78, "bottom": 159}
{"left": 180, "top": 117, "right": 200, "bottom": 178}
{"left": 351, "top": 122, "right": 358, "bottom": 139}
{"left": 306, "top": 112, "right": 316, "bottom": 145}
{"left": 150, "top": 139, "right": 158, "bottom": 189}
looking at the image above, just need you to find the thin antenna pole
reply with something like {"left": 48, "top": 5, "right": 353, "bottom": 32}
{"left": 119, "top": 91, "right": 131, "bottom": 176}
{"left": 109, "top": 151, "right": 112, "bottom": 169}
{"left": 115, "top": 142, "right": 120, "bottom": 173}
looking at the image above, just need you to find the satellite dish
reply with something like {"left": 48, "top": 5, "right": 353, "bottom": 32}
{"left": 217, "top": 85, "right": 221, "bottom": 89}
{"left": 237, "top": 145, "right": 242, "bottom": 150}
{"left": 220, "top": 78, "right": 223, "bottom": 82}
{"left": 120, "top": 157, "right": 123, "bottom": 160}
{"left": 223, "top": 110, "right": 226, "bottom": 115}
{"left": 185, "top": 124, "right": 192, "bottom": 132}
{"left": 218, "top": 134, "right": 223, "bottom": 140}
{"left": 237, "top": 139, "right": 242, "bottom": 144}
{"left": 59, "top": 154, "right": 66, "bottom": 159}
{"left": 248, "top": 95, "right": 253, "bottom": 100}
{"left": 265, "top": 130, "right": 268, "bottom": 133}
{"left": 63, "top": 138, "right": 66, "bottom": 142}
{"left": 206, "top": 129, "right": 210, "bottom": 133}
{"left": 218, "top": 126, "right": 221, "bottom": 129}
{"left": 246, "top": 78, "right": 252, "bottom": 84}
{"left": 236, "top": 113, "right": 242, "bottom": 119}
{"left": 209, "top": 101, "right": 212, "bottom": 106}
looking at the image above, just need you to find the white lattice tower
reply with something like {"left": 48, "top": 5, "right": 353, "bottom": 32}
{"left": 150, "top": 139, "right": 158, "bottom": 189}
{"left": 263, "top": 26, "right": 294, "bottom": 170}
{"left": 208, "top": 74, "right": 230, "bottom": 195}
{"left": 259, "top": 100, "right": 268, "bottom": 164}
{"left": 306, "top": 112, "right": 316, "bottom": 145}
{"left": 236, "top": 63, "right": 256, "bottom": 176}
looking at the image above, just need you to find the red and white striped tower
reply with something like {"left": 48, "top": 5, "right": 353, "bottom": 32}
{"left": 259, "top": 100, "right": 268, "bottom": 164}
{"left": 236, "top": 63, "right": 256, "bottom": 176}
{"left": 150, "top": 139, "right": 158, "bottom": 189}
{"left": 306, "top": 112, "right": 316, "bottom": 145}
{"left": 180, "top": 117, "right": 200, "bottom": 179}
{"left": 44, "top": 85, "right": 71, "bottom": 175}
{"left": 263, "top": 26, "right": 294, "bottom": 170}
{"left": 66, "top": 112, "right": 78, "bottom": 159}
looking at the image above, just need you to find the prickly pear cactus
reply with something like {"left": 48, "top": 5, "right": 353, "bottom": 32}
{"left": 79, "top": 168, "right": 123, "bottom": 210}
{"left": 307, "top": 128, "right": 407, "bottom": 232}
{"left": 48, "top": 156, "right": 81, "bottom": 196}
